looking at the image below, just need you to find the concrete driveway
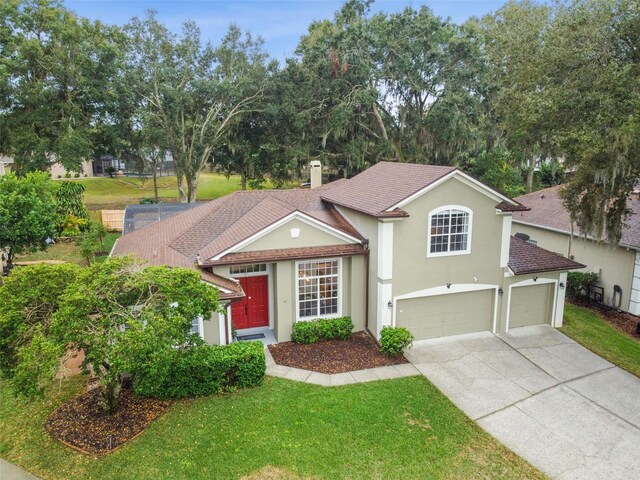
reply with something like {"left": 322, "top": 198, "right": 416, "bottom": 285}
{"left": 405, "top": 325, "right": 640, "bottom": 480}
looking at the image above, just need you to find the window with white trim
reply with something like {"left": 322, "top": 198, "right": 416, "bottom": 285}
{"left": 189, "top": 315, "right": 203, "bottom": 337}
{"left": 297, "top": 259, "right": 339, "bottom": 318}
{"left": 428, "top": 207, "right": 471, "bottom": 256}
{"left": 230, "top": 264, "right": 267, "bottom": 275}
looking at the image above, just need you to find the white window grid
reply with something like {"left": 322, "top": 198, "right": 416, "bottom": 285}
{"left": 230, "top": 264, "right": 267, "bottom": 275}
{"left": 297, "top": 259, "right": 340, "bottom": 319}
{"left": 429, "top": 209, "right": 470, "bottom": 254}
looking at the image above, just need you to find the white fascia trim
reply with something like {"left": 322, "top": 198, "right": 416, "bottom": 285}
{"left": 211, "top": 211, "right": 362, "bottom": 261}
{"left": 386, "top": 170, "right": 516, "bottom": 212}
{"left": 505, "top": 278, "right": 558, "bottom": 332}
{"left": 391, "top": 283, "right": 499, "bottom": 333}
{"left": 200, "top": 279, "right": 234, "bottom": 294}
{"left": 108, "top": 238, "right": 118, "bottom": 258}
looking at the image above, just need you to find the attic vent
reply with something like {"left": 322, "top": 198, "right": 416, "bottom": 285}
{"left": 514, "top": 232, "right": 530, "bottom": 242}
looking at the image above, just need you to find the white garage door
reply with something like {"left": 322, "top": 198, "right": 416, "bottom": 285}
{"left": 396, "top": 290, "right": 494, "bottom": 340}
{"left": 509, "top": 283, "right": 553, "bottom": 328}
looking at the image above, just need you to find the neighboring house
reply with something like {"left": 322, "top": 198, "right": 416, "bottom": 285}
{"left": 50, "top": 160, "right": 94, "bottom": 178}
{"left": 512, "top": 185, "right": 640, "bottom": 314}
{"left": 112, "top": 161, "right": 583, "bottom": 345}
{"left": 0, "top": 156, "right": 94, "bottom": 178}
{"left": 0, "top": 156, "right": 14, "bottom": 176}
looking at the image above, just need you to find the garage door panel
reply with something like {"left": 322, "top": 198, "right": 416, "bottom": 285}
{"left": 397, "top": 290, "right": 493, "bottom": 340}
{"left": 510, "top": 283, "right": 552, "bottom": 328}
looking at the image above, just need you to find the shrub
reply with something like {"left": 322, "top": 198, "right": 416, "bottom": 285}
{"left": 64, "top": 172, "right": 71, "bottom": 178}
{"left": 291, "top": 317, "right": 353, "bottom": 343}
{"left": 132, "top": 341, "right": 266, "bottom": 399}
{"left": 380, "top": 326, "right": 414, "bottom": 356}
{"left": 140, "top": 196, "right": 159, "bottom": 204}
{"left": 567, "top": 271, "right": 599, "bottom": 300}
{"left": 59, "top": 214, "right": 87, "bottom": 237}
{"left": 291, "top": 321, "right": 320, "bottom": 344}
{"left": 74, "top": 172, "right": 80, "bottom": 178}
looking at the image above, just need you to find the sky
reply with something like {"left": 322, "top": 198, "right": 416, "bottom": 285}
{"left": 64, "top": 1, "right": 508, "bottom": 61}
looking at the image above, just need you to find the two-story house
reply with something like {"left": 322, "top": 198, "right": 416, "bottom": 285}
{"left": 112, "top": 161, "right": 583, "bottom": 345}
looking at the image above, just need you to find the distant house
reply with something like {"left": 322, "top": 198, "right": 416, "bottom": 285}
{"left": 0, "top": 156, "right": 14, "bottom": 176}
{"left": 112, "top": 161, "right": 583, "bottom": 346}
{"left": 0, "top": 156, "right": 94, "bottom": 178}
{"left": 512, "top": 185, "right": 640, "bottom": 314}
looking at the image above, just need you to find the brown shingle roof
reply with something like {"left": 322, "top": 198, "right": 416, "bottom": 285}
{"left": 322, "top": 162, "right": 456, "bottom": 216}
{"left": 513, "top": 185, "right": 640, "bottom": 250}
{"left": 200, "top": 270, "right": 244, "bottom": 300}
{"left": 204, "top": 244, "right": 367, "bottom": 266}
{"left": 508, "top": 236, "right": 585, "bottom": 275}
{"left": 113, "top": 186, "right": 363, "bottom": 265}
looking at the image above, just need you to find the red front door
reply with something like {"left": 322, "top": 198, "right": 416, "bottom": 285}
{"left": 231, "top": 276, "right": 269, "bottom": 330}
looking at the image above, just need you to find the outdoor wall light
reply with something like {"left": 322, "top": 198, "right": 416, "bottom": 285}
{"left": 446, "top": 283, "right": 452, "bottom": 289}
{"left": 559, "top": 282, "right": 565, "bottom": 289}
{"left": 533, "top": 276, "right": 538, "bottom": 282}
{"left": 387, "top": 300, "right": 393, "bottom": 308}
{"left": 498, "top": 288, "right": 503, "bottom": 295}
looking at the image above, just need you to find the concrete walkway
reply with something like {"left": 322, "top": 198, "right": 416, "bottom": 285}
{"left": 405, "top": 325, "right": 640, "bottom": 480}
{"left": 265, "top": 347, "right": 420, "bottom": 386}
{"left": 0, "top": 459, "right": 39, "bottom": 480}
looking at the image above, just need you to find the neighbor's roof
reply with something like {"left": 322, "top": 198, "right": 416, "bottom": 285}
{"left": 508, "top": 236, "right": 585, "bottom": 275}
{"left": 321, "top": 161, "right": 528, "bottom": 217}
{"left": 513, "top": 185, "right": 640, "bottom": 250}
{"left": 112, "top": 183, "right": 362, "bottom": 267}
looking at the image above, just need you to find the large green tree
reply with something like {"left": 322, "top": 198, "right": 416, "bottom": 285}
{"left": 125, "top": 14, "right": 269, "bottom": 202}
{"left": 0, "top": 257, "right": 221, "bottom": 413}
{"left": 0, "top": 0, "right": 126, "bottom": 175}
{"left": 0, "top": 172, "right": 58, "bottom": 268}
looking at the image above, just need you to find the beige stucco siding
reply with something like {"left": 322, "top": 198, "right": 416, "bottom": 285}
{"left": 512, "top": 222, "right": 635, "bottom": 311}
{"left": 335, "top": 206, "right": 379, "bottom": 333}
{"left": 237, "top": 217, "right": 352, "bottom": 253}
{"left": 393, "top": 177, "right": 505, "bottom": 297}
{"left": 396, "top": 289, "right": 494, "bottom": 340}
{"left": 50, "top": 160, "right": 93, "bottom": 178}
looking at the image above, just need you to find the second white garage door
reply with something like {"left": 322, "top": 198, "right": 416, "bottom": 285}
{"left": 396, "top": 289, "right": 494, "bottom": 340}
{"left": 509, "top": 283, "right": 553, "bottom": 328}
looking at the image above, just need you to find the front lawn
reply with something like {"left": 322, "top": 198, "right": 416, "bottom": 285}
{"left": 0, "top": 376, "right": 544, "bottom": 480}
{"left": 561, "top": 303, "right": 640, "bottom": 377}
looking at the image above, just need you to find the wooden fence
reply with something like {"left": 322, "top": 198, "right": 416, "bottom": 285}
{"left": 101, "top": 210, "right": 125, "bottom": 232}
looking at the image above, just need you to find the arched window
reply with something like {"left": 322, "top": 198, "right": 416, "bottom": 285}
{"left": 427, "top": 206, "right": 472, "bottom": 256}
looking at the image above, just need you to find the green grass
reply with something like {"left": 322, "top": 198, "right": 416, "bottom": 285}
{"left": 0, "top": 376, "right": 544, "bottom": 480}
{"left": 16, "top": 233, "right": 120, "bottom": 266}
{"left": 72, "top": 173, "right": 286, "bottom": 209}
{"left": 561, "top": 303, "right": 640, "bottom": 377}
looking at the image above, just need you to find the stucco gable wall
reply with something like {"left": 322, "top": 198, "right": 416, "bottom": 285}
{"left": 512, "top": 222, "right": 635, "bottom": 311}
{"left": 236, "top": 217, "right": 352, "bottom": 253}
{"left": 393, "top": 176, "right": 505, "bottom": 297}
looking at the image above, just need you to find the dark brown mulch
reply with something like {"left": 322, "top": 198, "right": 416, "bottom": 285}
{"left": 268, "top": 331, "right": 408, "bottom": 374}
{"left": 45, "top": 386, "right": 171, "bottom": 454}
{"left": 572, "top": 300, "right": 640, "bottom": 340}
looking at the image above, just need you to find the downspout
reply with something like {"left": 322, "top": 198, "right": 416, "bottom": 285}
{"left": 224, "top": 298, "right": 244, "bottom": 344}
{"left": 363, "top": 246, "right": 380, "bottom": 345}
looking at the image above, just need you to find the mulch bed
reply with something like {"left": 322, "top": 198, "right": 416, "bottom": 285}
{"left": 268, "top": 331, "right": 408, "bottom": 374}
{"left": 571, "top": 300, "right": 640, "bottom": 340}
{"left": 45, "top": 385, "right": 171, "bottom": 454}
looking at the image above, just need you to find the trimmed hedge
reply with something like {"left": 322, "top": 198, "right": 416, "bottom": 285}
{"left": 380, "top": 326, "right": 414, "bottom": 356}
{"left": 291, "top": 317, "right": 354, "bottom": 344}
{"left": 132, "top": 341, "right": 266, "bottom": 399}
